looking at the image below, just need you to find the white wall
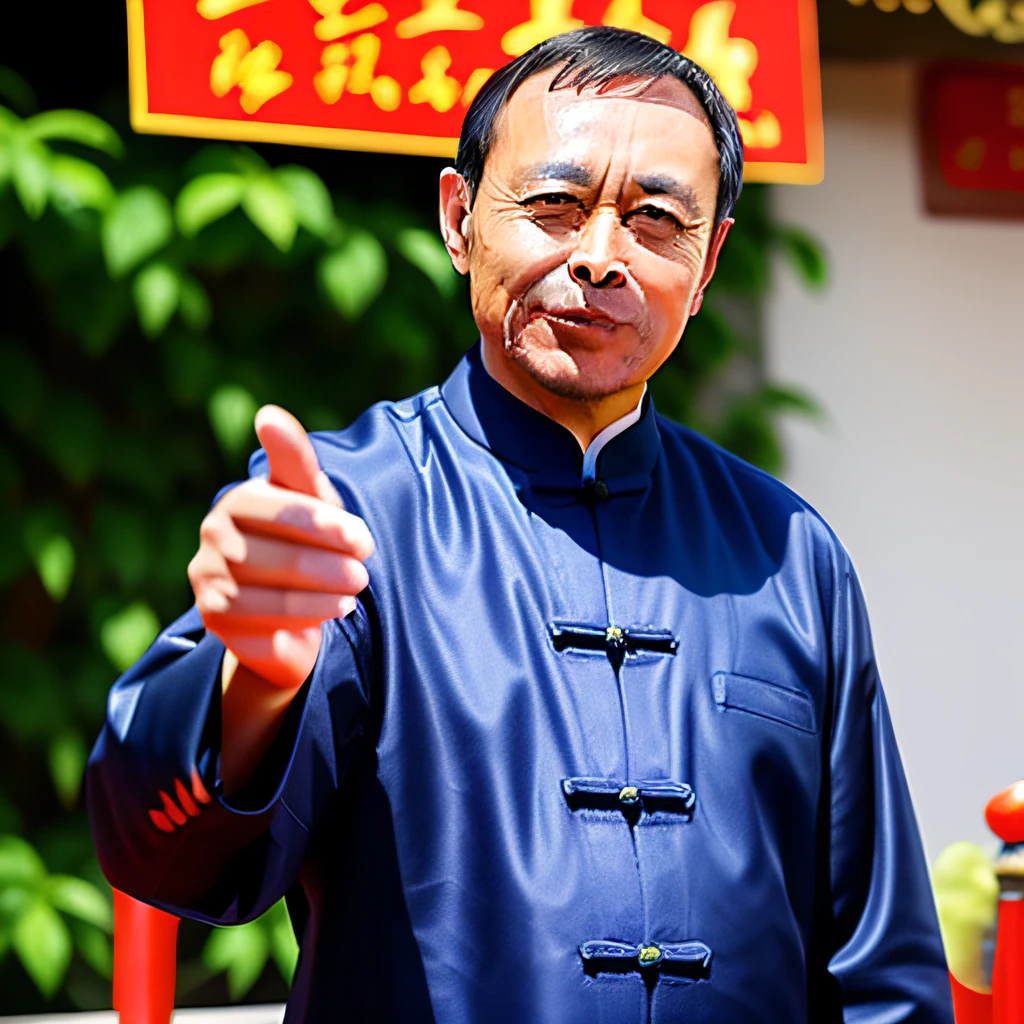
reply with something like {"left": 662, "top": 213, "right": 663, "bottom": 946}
{"left": 766, "top": 63, "right": 1024, "bottom": 859}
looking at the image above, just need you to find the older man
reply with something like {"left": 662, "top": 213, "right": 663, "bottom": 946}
{"left": 88, "top": 27, "right": 953, "bottom": 1023}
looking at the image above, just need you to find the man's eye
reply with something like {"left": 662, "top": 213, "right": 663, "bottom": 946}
{"left": 522, "top": 192, "right": 581, "bottom": 209}
{"left": 628, "top": 206, "right": 684, "bottom": 230}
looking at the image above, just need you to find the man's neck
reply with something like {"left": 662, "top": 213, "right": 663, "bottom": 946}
{"left": 480, "top": 341, "right": 648, "bottom": 452}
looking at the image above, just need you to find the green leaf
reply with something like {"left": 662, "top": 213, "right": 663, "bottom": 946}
{"left": 0, "top": 835, "right": 47, "bottom": 887}
{"left": 208, "top": 384, "right": 258, "bottom": 457}
{"left": 47, "top": 731, "right": 87, "bottom": 809}
{"left": 178, "top": 274, "right": 212, "bottom": 331}
{"left": 319, "top": 230, "right": 387, "bottom": 320}
{"left": 759, "top": 383, "right": 823, "bottom": 420}
{"left": 102, "top": 186, "right": 174, "bottom": 278}
{"left": 267, "top": 899, "right": 298, "bottom": 984}
{"left": 12, "top": 897, "right": 72, "bottom": 998}
{"left": 36, "top": 392, "right": 103, "bottom": 483}
{"left": 275, "top": 166, "right": 335, "bottom": 239}
{"left": 777, "top": 227, "right": 828, "bottom": 289}
{"left": 72, "top": 921, "right": 113, "bottom": 979}
{"left": 100, "top": 602, "right": 161, "bottom": 673}
{"left": 11, "top": 136, "right": 50, "bottom": 219}
{"left": 92, "top": 502, "right": 152, "bottom": 587}
{"left": 242, "top": 176, "right": 297, "bottom": 252}
{"left": 24, "top": 110, "right": 123, "bottom": 157}
{"left": 0, "top": 68, "right": 38, "bottom": 115}
{"left": 175, "top": 172, "right": 246, "bottom": 237}
{"left": 32, "top": 533, "right": 75, "bottom": 602}
{"left": 48, "top": 154, "right": 115, "bottom": 213}
{"left": 133, "top": 261, "right": 180, "bottom": 338}
{"left": 0, "top": 340, "right": 45, "bottom": 431}
{"left": 47, "top": 875, "right": 112, "bottom": 931}
{"left": 203, "top": 921, "right": 270, "bottom": 1000}
{"left": 0, "top": 645, "right": 60, "bottom": 740}
{"left": 395, "top": 227, "right": 458, "bottom": 298}
{"left": 160, "top": 332, "right": 217, "bottom": 407}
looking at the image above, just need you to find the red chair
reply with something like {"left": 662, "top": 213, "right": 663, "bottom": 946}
{"left": 112, "top": 889, "right": 180, "bottom": 1024}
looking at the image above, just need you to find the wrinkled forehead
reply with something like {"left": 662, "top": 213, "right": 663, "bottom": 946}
{"left": 488, "top": 68, "right": 716, "bottom": 172}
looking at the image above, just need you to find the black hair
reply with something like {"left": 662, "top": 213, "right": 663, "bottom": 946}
{"left": 455, "top": 26, "right": 743, "bottom": 226}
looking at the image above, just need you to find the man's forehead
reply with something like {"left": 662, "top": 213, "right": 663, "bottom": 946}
{"left": 503, "top": 67, "right": 713, "bottom": 136}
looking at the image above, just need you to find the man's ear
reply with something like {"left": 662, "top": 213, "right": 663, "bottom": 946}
{"left": 689, "top": 217, "right": 733, "bottom": 316}
{"left": 439, "top": 167, "right": 472, "bottom": 276}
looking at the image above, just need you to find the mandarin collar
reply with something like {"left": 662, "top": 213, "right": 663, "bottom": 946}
{"left": 441, "top": 342, "right": 661, "bottom": 495}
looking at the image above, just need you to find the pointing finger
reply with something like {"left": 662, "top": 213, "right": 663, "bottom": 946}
{"left": 255, "top": 405, "right": 343, "bottom": 508}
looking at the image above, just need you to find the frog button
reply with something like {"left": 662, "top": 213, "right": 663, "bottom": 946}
{"left": 638, "top": 944, "right": 663, "bottom": 967}
{"left": 605, "top": 625, "right": 625, "bottom": 649}
{"left": 618, "top": 785, "right": 640, "bottom": 807}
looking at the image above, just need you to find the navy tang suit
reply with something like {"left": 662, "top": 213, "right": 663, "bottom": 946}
{"left": 88, "top": 344, "right": 953, "bottom": 1023}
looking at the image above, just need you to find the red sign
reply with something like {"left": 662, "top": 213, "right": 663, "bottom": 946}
{"left": 920, "top": 62, "right": 1024, "bottom": 219}
{"left": 127, "top": 0, "right": 823, "bottom": 183}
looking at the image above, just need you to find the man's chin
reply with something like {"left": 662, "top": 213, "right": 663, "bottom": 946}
{"left": 507, "top": 342, "right": 635, "bottom": 403}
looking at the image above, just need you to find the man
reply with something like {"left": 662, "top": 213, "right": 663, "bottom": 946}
{"left": 88, "top": 27, "right": 953, "bottom": 1023}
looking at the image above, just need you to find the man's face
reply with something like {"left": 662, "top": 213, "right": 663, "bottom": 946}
{"left": 451, "top": 70, "right": 730, "bottom": 402}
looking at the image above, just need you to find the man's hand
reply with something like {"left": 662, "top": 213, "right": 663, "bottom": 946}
{"left": 188, "top": 405, "right": 374, "bottom": 691}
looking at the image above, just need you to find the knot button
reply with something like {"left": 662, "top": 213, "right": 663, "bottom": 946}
{"left": 638, "top": 944, "right": 663, "bottom": 966}
{"left": 618, "top": 785, "right": 640, "bottom": 806}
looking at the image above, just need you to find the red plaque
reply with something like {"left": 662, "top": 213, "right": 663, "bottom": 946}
{"left": 127, "top": 0, "right": 823, "bottom": 183}
{"left": 920, "top": 62, "right": 1024, "bottom": 219}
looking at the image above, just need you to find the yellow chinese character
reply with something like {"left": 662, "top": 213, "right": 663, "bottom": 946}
{"left": 681, "top": 1, "right": 757, "bottom": 113}
{"left": 501, "top": 0, "right": 584, "bottom": 57}
{"left": 409, "top": 45, "right": 462, "bottom": 112}
{"left": 309, "top": 0, "right": 388, "bottom": 42}
{"left": 210, "top": 29, "right": 293, "bottom": 114}
{"left": 600, "top": 0, "right": 671, "bottom": 45}
{"left": 461, "top": 67, "right": 493, "bottom": 106}
{"left": 738, "top": 110, "right": 780, "bottom": 149}
{"left": 196, "top": 0, "right": 269, "bottom": 19}
{"left": 396, "top": 0, "right": 484, "bottom": 38}
{"left": 314, "top": 34, "right": 401, "bottom": 110}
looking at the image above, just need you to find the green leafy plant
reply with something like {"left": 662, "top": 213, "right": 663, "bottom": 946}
{"left": 0, "top": 65, "right": 825, "bottom": 1009}
{"left": 202, "top": 899, "right": 298, "bottom": 1000}
{"left": 0, "top": 835, "right": 112, "bottom": 998}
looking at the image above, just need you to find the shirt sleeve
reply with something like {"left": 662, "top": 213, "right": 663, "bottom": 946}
{"left": 86, "top": 599, "right": 374, "bottom": 927}
{"left": 819, "top": 561, "right": 954, "bottom": 1023}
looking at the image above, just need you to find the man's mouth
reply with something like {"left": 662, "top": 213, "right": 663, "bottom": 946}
{"left": 530, "top": 308, "right": 619, "bottom": 330}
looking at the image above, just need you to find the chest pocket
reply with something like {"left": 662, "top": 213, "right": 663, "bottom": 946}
{"left": 712, "top": 672, "right": 817, "bottom": 734}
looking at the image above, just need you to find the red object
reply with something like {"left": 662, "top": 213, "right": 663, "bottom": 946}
{"left": 919, "top": 62, "right": 1024, "bottom": 219}
{"left": 950, "top": 972, "right": 993, "bottom": 1024}
{"left": 992, "top": 897, "right": 1024, "bottom": 1024}
{"left": 126, "top": 0, "right": 822, "bottom": 183}
{"left": 986, "top": 781, "right": 1024, "bottom": 844}
{"left": 112, "top": 889, "right": 180, "bottom": 1024}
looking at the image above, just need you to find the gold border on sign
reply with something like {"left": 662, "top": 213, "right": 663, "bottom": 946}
{"left": 126, "top": 0, "right": 825, "bottom": 180}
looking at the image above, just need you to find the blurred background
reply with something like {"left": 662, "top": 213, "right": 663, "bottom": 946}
{"left": 0, "top": 0, "right": 1021, "bottom": 1012}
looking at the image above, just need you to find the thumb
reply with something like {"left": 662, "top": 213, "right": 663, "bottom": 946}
{"left": 254, "top": 405, "right": 343, "bottom": 507}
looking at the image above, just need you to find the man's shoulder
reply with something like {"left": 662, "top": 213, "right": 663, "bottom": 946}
{"left": 308, "top": 387, "right": 443, "bottom": 465}
{"left": 655, "top": 413, "right": 851, "bottom": 570}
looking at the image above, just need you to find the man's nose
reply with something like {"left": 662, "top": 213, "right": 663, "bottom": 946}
{"left": 568, "top": 209, "right": 628, "bottom": 290}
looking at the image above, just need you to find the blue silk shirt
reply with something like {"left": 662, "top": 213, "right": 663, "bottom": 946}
{"left": 88, "top": 344, "right": 953, "bottom": 1022}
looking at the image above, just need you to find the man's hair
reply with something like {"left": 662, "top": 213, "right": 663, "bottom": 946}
{"left": 455, "top": 26, "right": 744, "bottom": 226}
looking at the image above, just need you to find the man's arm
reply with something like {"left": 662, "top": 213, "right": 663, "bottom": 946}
{"left": 818, "top": 562, "right": 954, "bottom": 1023}
{"left": 86, "top": 601, "right": 373, "bottom": 923}
{"left": 87, "top": 405, "right": 376, "bottom": 921}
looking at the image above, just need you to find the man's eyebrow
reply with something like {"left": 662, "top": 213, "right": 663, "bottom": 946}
{"left": 634, "top": 175, "right": 701, "bottom": 217}
{"left": 519, "top": 162, "right": 593, "bottom": 187}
